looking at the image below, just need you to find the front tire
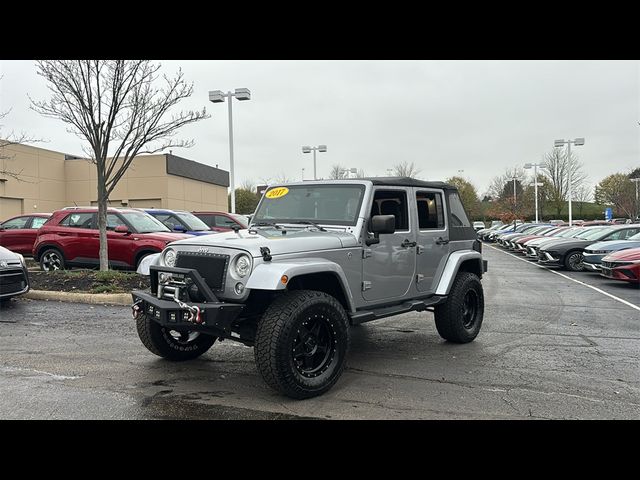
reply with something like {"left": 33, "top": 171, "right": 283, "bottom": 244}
{"left": 434, "top": 272, "right": 484, "bottom": 343}
{"left": 40, "top": 248, "right": 65, "bottom": 271}
{"left": 563, "top": 250, "right": 585, "bottom": 272}
{"left": 136, "top": 314, "right": 216, "bottom": 361}
{"left": 254, "top": 290, "right": 350, "bottom": 399}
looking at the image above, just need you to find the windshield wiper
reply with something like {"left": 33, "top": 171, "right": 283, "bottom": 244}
{"left": 251, "top": 222, "right": 284, "bottom": 230}
{"left": 288, "top": 221, "right": 327, "bottom": 232}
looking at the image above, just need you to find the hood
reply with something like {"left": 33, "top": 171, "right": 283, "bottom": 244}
{"left": 0, "top": 246, "right": 21, "bottom": 262}
{"left": 187, "top": 230, "right": 219, "bottom": 236}
{"left": 603, "top": 247, "right": 640, "bottom": 262}
{"left": 586, "top": 239, "right": 640, "bottom": 253}
{"left": 167, "top": 227, "right": 358, "bottom": 257}
{"left": 140, "top": 232, "right": 194, "bottom": 242}
{"left": 540, "top": 239, "right": 592, "bottom": 251}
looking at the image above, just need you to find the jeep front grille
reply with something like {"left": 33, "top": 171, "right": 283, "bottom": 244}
{"left": 176, "top": 252, "right": 229, "bottom": 291}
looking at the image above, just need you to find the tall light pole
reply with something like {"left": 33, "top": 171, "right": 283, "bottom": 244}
{"left": 554, "top": 137, "right": 585, "bottom": 226}
{"left": 511, "top": 176, "right": 518, "bottom": 211}
{"left": 524, "top": 162, "right": 545, "bottom": 223}
{"left": 631, "top": 177, "right": 640, "bottom": 220}
{"left": 209, "top": 88, "right": 251, "bottom": 213}
{"left": 302, "top": 145, "right": 327, "bottom": 180}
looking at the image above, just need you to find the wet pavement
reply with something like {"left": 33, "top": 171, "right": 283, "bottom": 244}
{"left": 1, "top": 245, "right": 639, "bottom": 419}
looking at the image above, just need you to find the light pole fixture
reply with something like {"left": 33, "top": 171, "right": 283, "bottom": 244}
{"left": 554, "top": 137, "right": 585, "bottom": 226}
{"left": 302, "top": 145, "right": 327, "bottom": 180}
{"left": 524, "top": 162, "right": 545, "bottom": 223}
{"left": 209, "top": 88, "right": 251, "bottom": 214}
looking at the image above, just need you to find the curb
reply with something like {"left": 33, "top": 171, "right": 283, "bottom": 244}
{"left": 24, "top": 290, "right": 132, "bottom": 306}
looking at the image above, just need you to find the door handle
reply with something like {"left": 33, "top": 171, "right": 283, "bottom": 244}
{"left": 435, "top": 237, "right": 449, "bottom": 245}
{"left": 401, "top": 239, "right": 417, "bottom": 248}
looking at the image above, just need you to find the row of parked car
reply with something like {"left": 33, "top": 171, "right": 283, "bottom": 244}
{"left": 0, "top": 207, "right": 248, "bottom": 270}
{"left": 477, "top": 221, "right": 640, "bottom": 284}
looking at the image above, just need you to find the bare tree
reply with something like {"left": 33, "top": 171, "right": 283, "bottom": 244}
{"left": 542, "top": 148, "right": 588, "bottom": 217}
{"left": 240, "top": 178, "right": 256, "bottom": 192}
{"left": 392, "top": 161, "right": 422, "bottom": 178}
{"left": 574, "top": 183, "right": 592, "bottom": 218}
{"left": 31, "top": 60, "right": 208, "bottom": 270}
{"left": 329, "top": 164, "right": 348, "bottom": 179}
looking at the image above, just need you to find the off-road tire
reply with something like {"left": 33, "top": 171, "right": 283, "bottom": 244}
{"left": 39, "top": 248, "right": 66, "bottom": 271}
{"left": 434, "top": 272, "right": 484, "bottom": 343}
{"left": 254, "top": 290, "right": 350, "bottom": 399}
{"left": 563, "top": 250, "right": 585, "bottom": 272}
{"left": 136, "top": 314, "right": 215, "bottom": 361}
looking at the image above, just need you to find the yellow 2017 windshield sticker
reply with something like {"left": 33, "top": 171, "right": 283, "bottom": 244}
{"left": 265, "top": 187, "right": 289, "bottom": 199}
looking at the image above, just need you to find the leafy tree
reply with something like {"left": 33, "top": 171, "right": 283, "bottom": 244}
{"left": 229, "top": 188, "right": 260, "bottom": 214}
{"left": 31, "top": 60, "right": 208, "bottom": 270}
{"left": 595, "top": 173, "right": 635, "bottom": 219}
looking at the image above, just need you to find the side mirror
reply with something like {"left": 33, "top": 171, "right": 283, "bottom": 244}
{"left": 114, "top": 225, "right": 129, "bottom": 234}
{"left": 172, "top": 225, "right": 186, "bottom": 232}
{"left": 366, "top": 215, "right": 396, "bottom": 246}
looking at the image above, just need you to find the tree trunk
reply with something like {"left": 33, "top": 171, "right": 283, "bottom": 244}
{"left": 97, "top": 173, "right": 109, "bottom": 271}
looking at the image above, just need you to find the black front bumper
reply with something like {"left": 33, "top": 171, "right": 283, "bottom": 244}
{"left": 131, "top": 265, "right": 245, "bottom": 338}
{"left": 132, "top": 290, "right": 244, "bottom": 336}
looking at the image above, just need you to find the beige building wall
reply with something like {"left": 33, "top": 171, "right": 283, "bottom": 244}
{"left": 0, "top": 144, "right": 229, "bottom": 220}
{"left": 0, "top": 143, "right": 68, "bottom": 217}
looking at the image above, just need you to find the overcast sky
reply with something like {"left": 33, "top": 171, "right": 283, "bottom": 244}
{"left": 1, "top": 60, "right": 638, "bottom": 195}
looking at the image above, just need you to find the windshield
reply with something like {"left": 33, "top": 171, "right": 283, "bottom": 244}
{"left": 176, "top": 212, "right": 211, "bottom": 231}
{"left": 121, "top": 212, "right": 170, "bottom": 233}
{"left": 576, "top": 227, "right": 612, "bottom": 240}
{"left": 253, "top": 185, "right": 366, "bottom": 226}
{"left": 628, "top": 232, "right": 640, "bottom": 241}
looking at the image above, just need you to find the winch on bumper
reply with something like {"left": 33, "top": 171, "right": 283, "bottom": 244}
{"left": 131, "top": 265, "right": 245, "bottom": 338}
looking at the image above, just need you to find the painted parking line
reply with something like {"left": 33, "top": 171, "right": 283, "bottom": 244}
{"left": 488, "top": 244, "right": 640, "bottom": 313}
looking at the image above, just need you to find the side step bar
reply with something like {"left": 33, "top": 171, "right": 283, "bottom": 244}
{"left": 350, "top": 296, "right": 446, "bottom": 325}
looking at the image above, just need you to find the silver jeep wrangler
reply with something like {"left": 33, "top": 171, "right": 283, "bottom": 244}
{"left": 132, "top": 178, "right": 487, "bottom": 399}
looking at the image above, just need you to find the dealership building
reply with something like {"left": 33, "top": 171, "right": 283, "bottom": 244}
{"left": 0, "top": 143, "right": 230, "bottom": 219}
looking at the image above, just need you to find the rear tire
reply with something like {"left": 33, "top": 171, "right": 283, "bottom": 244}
{"left": 434, "top": 272, "right": 484, "bottom": 343}
{"left": 136, "top": 314, "right": 216, "bottom": 361}
{"left": 254, "top": 290, "right": 350, "bottom": 399}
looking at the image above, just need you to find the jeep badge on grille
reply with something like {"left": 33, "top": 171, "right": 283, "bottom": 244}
{"left": 197, "top": 247, "right": 210, "bottom": 254}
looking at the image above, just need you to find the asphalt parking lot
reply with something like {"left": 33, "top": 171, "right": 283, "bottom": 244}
{"left": 1, "top": 245, "right": 638, "bottom": 420}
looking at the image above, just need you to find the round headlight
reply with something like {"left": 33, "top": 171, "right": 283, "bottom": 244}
{"left": 163, "top": 248, "right": 176, "bottom": 267}
{"left": 234, "top": 254, "right": 252, "bottom": 278}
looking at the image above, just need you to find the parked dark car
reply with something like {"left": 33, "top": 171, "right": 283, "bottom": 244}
{"left": 0, "top": 245, "right": 29, "bottom": 303}
{"left": 0, "top": 213, "right": 51, "bottom": 255}
{"left": 192, "top": 211, "right": 249, "bottom": 232}
{"left": 538, "top": 225, "right": 640, "bottom": 272}
{"left": 33, "top": 208, "right": 192, "bottom": 271}
{"left": 143, "top": 209, "right": 216, "bottom": 236}
{"left": 582, "top": 230, "right": 640, "bottom": 271}
{"left": 510, "top": 226, "right": 568, "bottom": 253}
{"left": 600, "top": 247, "right": 640, "bottom": 284}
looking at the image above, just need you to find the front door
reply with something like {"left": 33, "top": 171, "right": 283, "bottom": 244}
{"left": 362, "top": 187, "right": 416, "bottom": 302}
{"left": 414, "top": 189, "right": 450, "bottom": 292}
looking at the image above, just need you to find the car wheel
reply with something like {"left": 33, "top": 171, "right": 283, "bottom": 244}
{"left": 39, "top": 248, "right": 66, "bottom": 271}
{"left": 254, "top": 290, "right": 350, "bottom": 399}
{"left": 136, "top": 314, "right": 216, "bottom": 361}
{"left": 434, "top": 272, "right": 484, "bottom": 343}
{"left": 563, "top": 250, "right": 585, "bottom": 272}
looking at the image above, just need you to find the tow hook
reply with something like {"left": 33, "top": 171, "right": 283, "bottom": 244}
{"left": 132, "top": 300, "right": 143, "bottom": 319}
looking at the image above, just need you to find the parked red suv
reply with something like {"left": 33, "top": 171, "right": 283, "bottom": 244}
{"left": 33, "top": 208, "right": 192, "bottom": 271}
{"left": 192, "top": 211, "right": 249, "bottom": 232}
{"left": 0, "top": 213, "right": 52, "bottom": 255}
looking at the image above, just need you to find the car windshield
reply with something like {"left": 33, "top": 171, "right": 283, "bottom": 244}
{"left": 120, "top": 212, "right": 170, "bottom": 233}
{"left": 227, "top": 213, "right": 249, "bottom": 228}
{"left": 253, "top": 184, "right": 366, "bottom": 226}
{"left": 176, "top": 212, "right": 211, "bottom": 231}
{"left": 555, "top": 228, "right": 578, "bottom": 237}
{"left": 576, "top": 227, "right": 612, "bottom": 240}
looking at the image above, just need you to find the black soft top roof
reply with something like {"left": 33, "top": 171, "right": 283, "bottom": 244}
{"left": 364, "top": 177, "right": 457, "bottom": 191}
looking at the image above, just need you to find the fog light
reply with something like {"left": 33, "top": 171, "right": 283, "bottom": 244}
{"left": 234, "top": 282, "right": 245, "bottom": 294}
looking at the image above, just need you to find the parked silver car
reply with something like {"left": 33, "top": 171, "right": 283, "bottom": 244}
{"left": 132, "top": 178, "right": 487, "bottom": 399}
{"left": 0, "top": 246, "right": 30, "bottom": 304}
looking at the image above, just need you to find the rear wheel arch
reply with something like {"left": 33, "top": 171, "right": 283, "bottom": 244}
{"left": 457, "top": 257, "right": 483, "bottom": 279}
{"left": 34, "top": 243, "right": 63, "bottom": 262}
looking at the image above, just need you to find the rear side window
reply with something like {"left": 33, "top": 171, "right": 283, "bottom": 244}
{"left": 606, "top": 228, "right": 640, "bottom": 241}
{"left": 60, "top": 213, "right": 95, "bottom": 229}
{"left": 1, "top": 217, "right": 28, "bottom": 229}
{"left": 447, "top": 192, "right": 471, "bottom": 227}
{"left": 30, "top": 217, "right": 48, "bottom": 229}
{"left": 416, "top": 191, "right": 445, "bottom": 229}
